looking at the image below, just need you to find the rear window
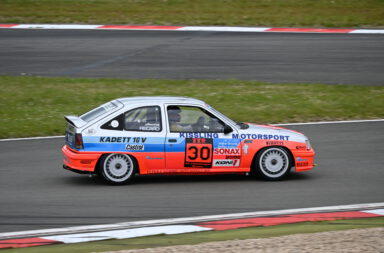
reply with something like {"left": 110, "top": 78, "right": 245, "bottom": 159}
{"left": 80, "top": 102, "right": 118, "bottom": 122}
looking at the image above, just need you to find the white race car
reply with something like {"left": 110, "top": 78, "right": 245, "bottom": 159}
{"left": 63, "top": 96, "right": 315, "bottom": 184}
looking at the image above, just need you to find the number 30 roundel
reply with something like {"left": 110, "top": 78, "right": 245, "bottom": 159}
{"left": 184, "top": 138, "right": 213, "bottom": 168}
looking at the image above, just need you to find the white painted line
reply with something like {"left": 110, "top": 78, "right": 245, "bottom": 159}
{"left": 0, "top": 135, "right": 64, "bottom": 142}
{"left": 41, "top": 225, "right": 211, "bottom": 244}
{"left": 14, "top": 24, "right": 100, "bottom": 29}
{"left": 1, "top": 119, "right": 383, "bottom": 142}
{"left": 178, "top": 26, "right": 269, "bottom": 32}
{"left": 362, "top": 209, "right": 384, "bottom": 216}
{"left": 351, "top": 29, "right": 384, "bottom": 34}
{"left": 1, "top": 202, "right": 383, "bottom": 240}
{"left": 274, "top": 119, "right": 384, "bottom": 126}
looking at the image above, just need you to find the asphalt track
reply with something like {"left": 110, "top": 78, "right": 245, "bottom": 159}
{"left": 0, "top": 29, "right": 383, "bottom": 85}
{"left": 0, "top": 121, "right": 383, "bottom": 233}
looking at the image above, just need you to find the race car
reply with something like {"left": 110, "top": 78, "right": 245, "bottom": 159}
{"left": 62, "top": 96, "right": 315, "bottom": 184}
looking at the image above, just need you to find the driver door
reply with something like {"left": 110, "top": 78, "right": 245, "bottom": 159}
{"left": 164, "top": 104, "right": 241, "bottom": 172}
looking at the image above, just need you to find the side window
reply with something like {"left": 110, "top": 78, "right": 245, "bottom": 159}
{"left": 167, "top": 106, "right": 225, "bottom": 133}
{"left": 101, "top": 114, "right": 124, "bottom": 131}
{"left": 101, "top": 106, "right": 162, "bottom": 132}
{"left": 125, "top": 106, "right": 162, "bottom": 132}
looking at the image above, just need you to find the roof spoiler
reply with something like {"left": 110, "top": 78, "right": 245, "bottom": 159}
{"left": 64, "top": 115, "right": 87, "bottom": 128}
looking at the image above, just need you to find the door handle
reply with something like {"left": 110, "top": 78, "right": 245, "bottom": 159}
{"left": 168, "top": 139, "right": 177, "bottom": 143}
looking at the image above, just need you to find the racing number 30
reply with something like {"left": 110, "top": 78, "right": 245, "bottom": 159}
{"left": 184, "top": 138, "right": 213, "bottom": 168}
{"left": 187, "top": 146, "right": 210, "bottom": 161}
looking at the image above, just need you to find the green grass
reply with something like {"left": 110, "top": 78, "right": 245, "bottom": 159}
{"left": 0, "top": 0, "right": 383, "bottom": 28}
{"left": 2, "top": 217, "right": 384, "bottom": 253}
{"left": 1, "top": 76, "right": 384, "bottom": 138}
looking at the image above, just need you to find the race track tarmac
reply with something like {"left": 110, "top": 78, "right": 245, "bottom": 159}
{"left": 0, "top": 29, "right": 383, "bottom": 85}
{"left": 0, "top": 121, "right": 383, "bottom": 233}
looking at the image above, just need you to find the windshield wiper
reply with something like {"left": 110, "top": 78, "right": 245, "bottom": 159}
{"left": 236, "top": 122, "right": 249, "bottom": 129}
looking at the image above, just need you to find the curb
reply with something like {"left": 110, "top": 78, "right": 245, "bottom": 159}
{"left": 0, "top": 203, "right": 383, "bottom": 249}
{"left": 1, "top": 24, "right": 384, "bottom": 34}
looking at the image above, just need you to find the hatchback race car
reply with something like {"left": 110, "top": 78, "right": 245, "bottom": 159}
{"left": 62, "top": 96, "right": 315, "bottom": 184}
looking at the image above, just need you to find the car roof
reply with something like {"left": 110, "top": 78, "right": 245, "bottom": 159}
{"left": 115, "top": 96, "right": 206, "bottom": 106}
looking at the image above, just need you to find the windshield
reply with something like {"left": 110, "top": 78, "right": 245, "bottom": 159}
{"left": 207, "top": 104, "right": 249, "bottom": 129}
{"left": 80, "top": 101, "right": 118, "bottom": 122}
{"left": 207, "top": 105, "right": 237, "bottom": 126}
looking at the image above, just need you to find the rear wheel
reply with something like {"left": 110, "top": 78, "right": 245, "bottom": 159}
{"left": 99, "top": 153, "right": 136, "bottom": 184}
{"left": 254, "top": 147, "right": 291, "bottom": 180}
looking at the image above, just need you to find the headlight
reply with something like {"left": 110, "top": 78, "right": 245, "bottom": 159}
{"left": 305, "top": 139, "right": 311, "bottom": 151}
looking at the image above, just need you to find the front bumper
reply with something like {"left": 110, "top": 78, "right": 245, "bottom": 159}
{"left": 62, "top": 145, "right": 102, "bottom": 173}
{"left": 292, "top": 148, "right": 316, "bottom": 172}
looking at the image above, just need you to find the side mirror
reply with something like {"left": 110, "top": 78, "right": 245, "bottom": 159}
{"left": 223, "top": 124, "right": 233, "bottom": 135}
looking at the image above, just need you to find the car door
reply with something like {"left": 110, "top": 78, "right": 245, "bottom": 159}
{"left": 86, "top": 105, "right": 167, "bottom": 173}
{"left": 164, "top": 104, "right": 242, "bottom": 172}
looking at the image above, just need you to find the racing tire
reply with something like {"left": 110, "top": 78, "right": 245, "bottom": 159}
{"left": 253, "top": 147, "right": 292, "bottom": 181}
{"left": 98, "top": 153, "right": 136, "bottom": 185}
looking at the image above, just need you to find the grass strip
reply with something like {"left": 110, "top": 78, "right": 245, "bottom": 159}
{"left": 0, "top": 0, "right": 384, "bottom": 28}
{"left": 2, "top": 217, "right": 383, "bottom": 253}
{"left": 1, "top": 76, "right": 384, "bottom": 138}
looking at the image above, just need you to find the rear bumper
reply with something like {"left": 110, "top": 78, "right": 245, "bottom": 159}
{"left": 292, "top": 148, "right": 316, "bottom": 172}
{"left": 62, "top": 145, "right": 102, "bottom": 173}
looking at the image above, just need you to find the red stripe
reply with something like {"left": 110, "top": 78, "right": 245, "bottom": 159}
{"left": 198, "top": 211, "right": 380, "bottom": 230}
{"left": 0, "top": 238, "right": 59, "bottom": 249}
{"left": 0, "top": 24, "right": 18, "bottom": 28}
{"left": 98, "top": 25, "right": 183, "bottom": 30}
{"left": 267, "top": 28, "right": 354, "bottom": 33}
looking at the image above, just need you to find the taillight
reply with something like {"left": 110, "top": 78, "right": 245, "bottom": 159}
{"left": 75, "top": 133, "right": 84, "bottom": 149}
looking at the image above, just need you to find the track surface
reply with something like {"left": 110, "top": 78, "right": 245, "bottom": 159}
{"left": 0, "top": 121, "right": 383, "bottom": 233}
{"left": 0, "top": 29, "right": 383, "bottom": 85}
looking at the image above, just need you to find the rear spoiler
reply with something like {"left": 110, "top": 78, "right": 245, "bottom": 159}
{"left": 64, "top": 115, "right": 87, "bottom": 128}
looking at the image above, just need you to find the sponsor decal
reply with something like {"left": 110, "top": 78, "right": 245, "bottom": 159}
{"left": 139, "top": 125, "right": 160, "bottom": 131}
{"left": 214, "top": 148, "right": 240, "bottom": 155}
{"left": 296, "top": 157, "right": 308, "bottom": 162}
{"left": 148, "top": 169, "right": 211, "bottom": 174}
{"left": 266, "top": 141, "right": 284, "bottom": 146}
{"left": 184, "top": 138, "right": 213, "bottom": 168}
{"left": 179, "top": 132, "right": 219, "bottom": 138}
{"left": 244, "top": 140, "right": 253, "bottom": 143}
{"left": 297, "top": 161, "right": 309, "bottom": 167}
{"left": 216, "top": 139, "right": 240, "bottom": 149}
{"left": 232, "top": 133, "right": 289, "bottom": 141}
{"left": 243, "top": 144, "right": 249, "bottom": 155}
{"left": 213, "top": 159, "right": 240, "bottom": 167}
{"left": 226, "top": 155, "right": 241, "bottom": 159}
{"left": 99, "top": 137, "right": 147, "bottom": 143}
{"left": 296, "top": 145, "right": 306, "bottom": 150}
{"left": 145, "top": 156, "right": 163, "bottom": 160}
{"left": 126, "top": 144, "right": 144, "bottom": 151}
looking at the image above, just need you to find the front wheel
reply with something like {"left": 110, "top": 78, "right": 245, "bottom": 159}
{"left": 99, "top": 153, "right": 136, "bottom": 184}
{"left": 253, "top": 147, "right": 292, "bottom": 180}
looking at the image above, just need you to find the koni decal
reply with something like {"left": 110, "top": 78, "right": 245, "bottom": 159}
{"left": 213, "top": 159, "right": 240, "bottom": 167}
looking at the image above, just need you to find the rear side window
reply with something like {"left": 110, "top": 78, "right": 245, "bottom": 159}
{"left": 81, "top": 102, "right": 118, "bottom": 122}
{"left": 101, "top": 106, "right": 162, "bottom": 132}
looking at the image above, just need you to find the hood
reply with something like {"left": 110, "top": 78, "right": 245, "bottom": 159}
{"left": 235, "top": 123, "right": 307, "bottom": 143}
